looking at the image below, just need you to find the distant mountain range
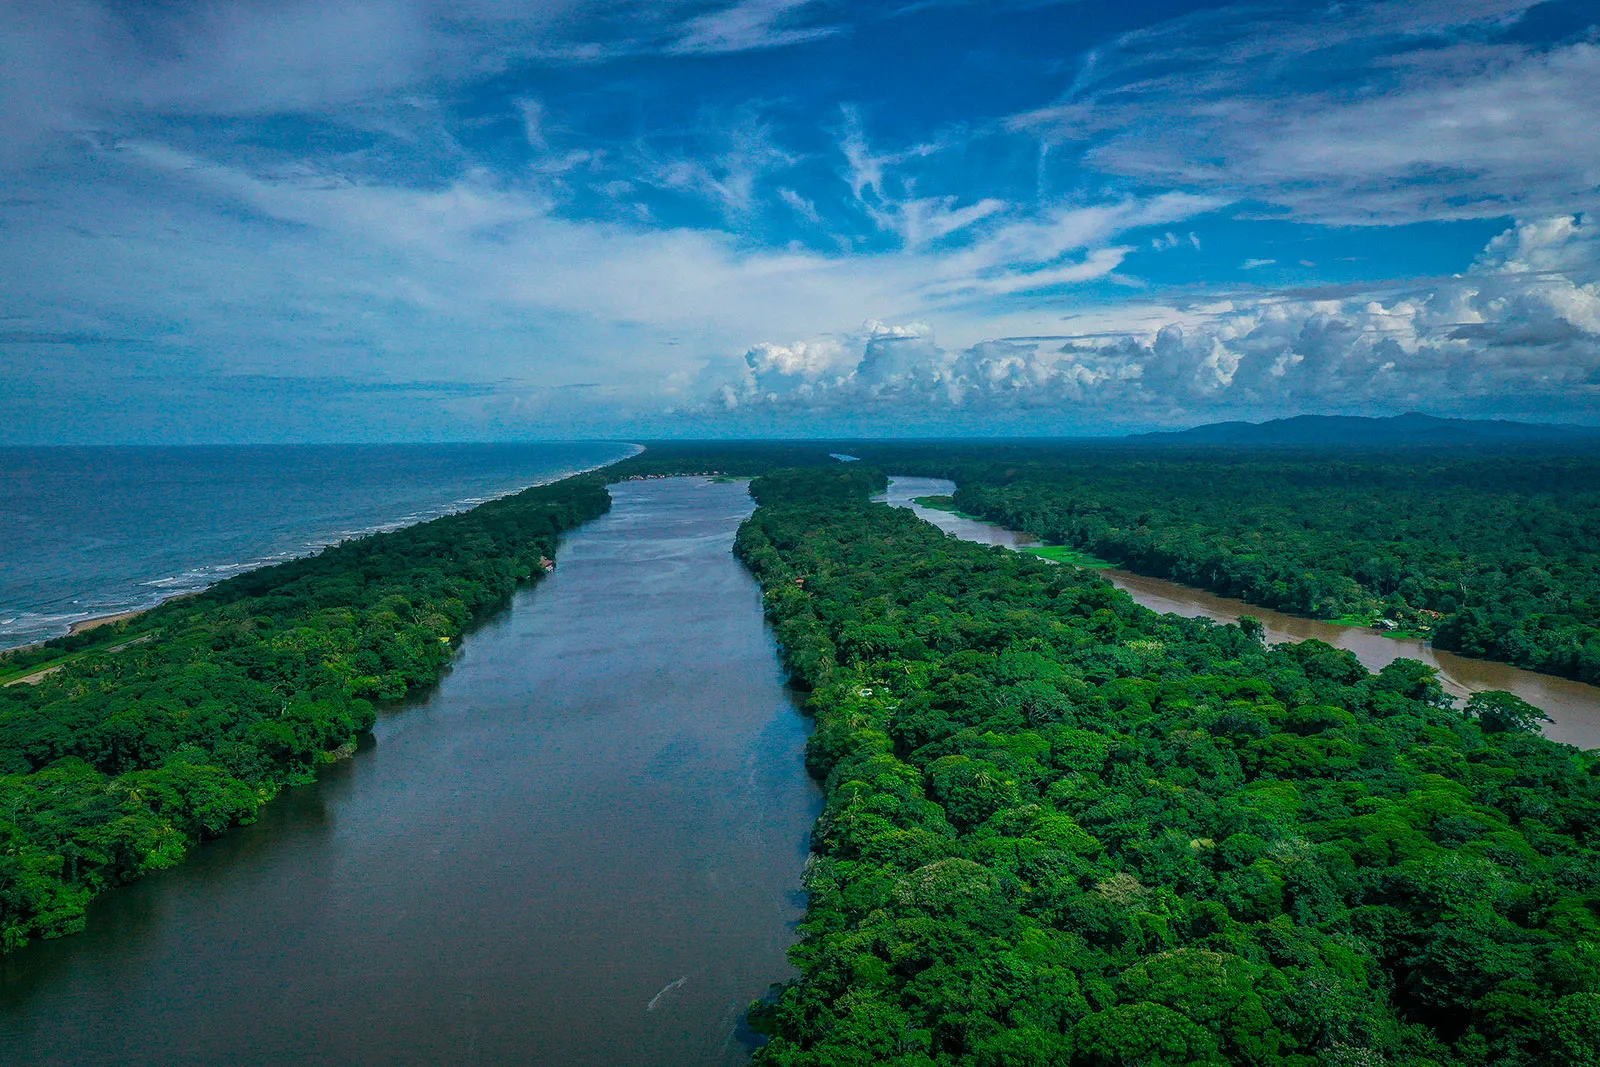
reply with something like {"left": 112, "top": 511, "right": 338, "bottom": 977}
{"left": 1131, "top": 412, "right": 1600, "bottom": 446}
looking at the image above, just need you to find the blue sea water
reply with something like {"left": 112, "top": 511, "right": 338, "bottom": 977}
{"left": 0, "top": 442, "right": 638, "bottom": 651}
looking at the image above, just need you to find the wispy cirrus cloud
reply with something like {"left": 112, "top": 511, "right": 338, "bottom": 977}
{"left": 1012, "top": 0, "right": 1600, "bottom": 224}
{"left": 668, "top": 0, "right": 841, "bottom": 54}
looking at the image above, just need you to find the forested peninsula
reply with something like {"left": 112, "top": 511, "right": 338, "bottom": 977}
{"left": 736, "top": 465, "right": 1600, "bottom": 1067}
{"left": 843, "top": 445, "right": 1600, "bottom": 686}
{"left": 0, "top": 475, "right": 609, "bottom": 951}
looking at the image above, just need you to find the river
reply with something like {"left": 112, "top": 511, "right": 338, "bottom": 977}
{"left": 0, "top": 477, "right": 821, "bottom": 1066}
{"left": 883, "top": 476, "right": 1600, "bottom": 751}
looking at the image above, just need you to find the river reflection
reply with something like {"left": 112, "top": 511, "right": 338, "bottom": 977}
{"left": 883, "top": 476, "right": 1600, "bottom": 750}
{"left": 0, "top": 477, "right": 821, "bottom": 1067}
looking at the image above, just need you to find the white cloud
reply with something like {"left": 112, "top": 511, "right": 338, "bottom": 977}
{"left": 836, "top": 107, "right": 944, "bottom": 210}
{"left": 704, "top": 215, "right": 1600, "bottom": 423}
{"left": 913, "top": 193, "right": 1220, "bottom": 298}
{"left": 644, "top": 111, "right": 797, "bottom": 218}
{"left": 0, "top": 0, "right": 841, "bottom": 169}
{"left": 8, "top": 0, "right": 1597, "bottom": 440}
{"left": 940, "top": 246, "right": 1133, "bottom": 297}
{"left": 0, "top": 0, "right": 576, "bottom": 141}
{"left": 895, "top": 197, "right": 1008, "bottom": 249}
{"left": 1013, "top": 1, "right": 1600, "bottom": 224}
{"left": 517, "top": 98, "right": 549, "bottom": 151}
{"left": 1150, "top": 231, "right": 1199, "bottom": 252}
{"left": 3, "top": 135, "right": 1203, "bottom": 428}
{"left": 668, "top": 0, "right": 839, "bottom": 54}
{"left": 778, "top": 187, "right": 823, "bottom": 223}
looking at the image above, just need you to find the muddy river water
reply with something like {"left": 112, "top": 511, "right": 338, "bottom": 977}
{"left": 0, "top": 477, "right": 821, "bottom": 1066}
{"left": 884, "top": 476, "right": 1600, "bottom": 751}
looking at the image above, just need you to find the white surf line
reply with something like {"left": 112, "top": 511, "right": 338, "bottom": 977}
{"left": 646, "top": 975, "right": 688, "bottom": 1012}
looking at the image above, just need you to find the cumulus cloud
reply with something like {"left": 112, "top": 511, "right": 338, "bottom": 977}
{"left": 707, "top": 215, "right": 1600, "bottom": 423}
{"left": 4, "top": 133, "right": 1212, "bottom": 438}
{"left": 7, "top": 0, "right": 1598, "bottom": 442}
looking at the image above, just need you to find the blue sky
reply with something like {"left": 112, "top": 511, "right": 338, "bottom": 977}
{"left": 2, "top": 0, "right": 1598, "bottom": 441}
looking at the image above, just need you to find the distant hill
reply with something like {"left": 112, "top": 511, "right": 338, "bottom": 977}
{"left": 1131, "top": 412, "right": 1600, "bottom": 446}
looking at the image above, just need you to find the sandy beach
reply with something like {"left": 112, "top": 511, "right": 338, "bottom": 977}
{"left": 67, "top": 609, "right": 147, "bottom": 635}
{"left": 5, "top": 596, "right": 192, "bottom": 658}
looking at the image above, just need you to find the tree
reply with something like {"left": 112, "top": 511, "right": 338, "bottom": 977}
{"left": 1073, "top": 1003, "right": 1222, "bottom": 1066}
{"left": 1466, "top": 690, "right": 1553, "bottom": 734}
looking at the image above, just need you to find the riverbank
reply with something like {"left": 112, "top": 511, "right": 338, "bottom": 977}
{"left": 1, "top": 446, "right": 642, "bottom": 658}
{"left": 2, "top": 477, "right": 818, "bottom": 1066}
{"left": 0, "top": 473, "right": 615, "bottom": 952}
{"left": 742, "top": 465, "right": 1600, "bottom": 1067}
{"left": 0, "top": 443, "right": 640, "bottom": 654}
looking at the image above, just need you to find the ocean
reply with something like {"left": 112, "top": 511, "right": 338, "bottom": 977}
{"left": 0, "top": 442, "right": 637, "bottom": 651}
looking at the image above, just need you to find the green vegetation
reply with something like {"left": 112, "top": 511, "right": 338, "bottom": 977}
{"left": 912, "top": 495, "right": 981, "bottom": 519}
{"left": 9, "top": 438, "right": 1600, "bottom": 1067}
{"left": 1022, "top": 545, "right": 1117, "bottom": 570}
{"left": 913, "top": 490, "right": 1119, "bottom": 569}
{"left": 0, "top": 475, "right": 609, "bottom": 951}
{"left": 609, "top": 440, "right": 847, "bottom": 479}
{"left": 751, "top": 465, "right": 890, "bottom": 508}
{"left": 0, "top": 634, "right": 139, "bottom": 687}
{"left": 843, "top": 444, "right": 1600, "bottom": 685}
{"left": 737, "top": 468, "right": 1600, "bottom": 1067}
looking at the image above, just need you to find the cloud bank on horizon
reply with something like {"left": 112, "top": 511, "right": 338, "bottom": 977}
{"left": 1, "top": 0, "right": 1597, "bottom": 441}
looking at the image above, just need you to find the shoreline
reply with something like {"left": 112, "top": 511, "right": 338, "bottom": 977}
{"left": 68, "top": 609, "right": 147, "bottom": 636}
{"left": 2, "top": 445, "right": 643, "bottom": 656}
{"left": 4, "top": 594, "right": 201, "bottom": 657}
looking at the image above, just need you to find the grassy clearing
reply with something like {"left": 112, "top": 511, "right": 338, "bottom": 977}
{"left": 3, "top": 648, "right": 93, "bottom": 686}
{"left": 909, "top": 495, "right": 1116, "bottom": 569}
{"left": 910, "top": 495, "right": 992, "bottom": 521}
{"left": 1021, "top": 544, "right": 1117, "bottom": 569}
{"left": 1328, "top": 613, "right": 1433, "bottom": 639}
{"left": 0, "top": 631, "right": 156, "bottom": 686}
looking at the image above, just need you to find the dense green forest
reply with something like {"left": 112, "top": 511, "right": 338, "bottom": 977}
{"left": 837, "top": 445, "right": 1600, "bottom": 685}
{"left": 737, "top": 466, "right": 1600, "bottom": 1066}
{"left": 0, "top": 475, "right": 609, "bottom": 951}
{"left": 607, "top": 440, "right": 848, "bottom": 479}
{"left": 7, "top": 439, "right": 1600, "bottom": 1064}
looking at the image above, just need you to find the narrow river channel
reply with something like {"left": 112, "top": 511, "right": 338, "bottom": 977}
{"left": 0, "top": 477, "right": 821, "bottom": 1066}
{"left": 884, "top": 476, "right": 1600, "bottom": 751}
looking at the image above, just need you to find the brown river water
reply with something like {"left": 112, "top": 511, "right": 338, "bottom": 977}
{"left": 884, "top": 476, "right": 1600, "bottom": 751}
{"left": 0, "top": 477, "right": 821, "bottom": 1066}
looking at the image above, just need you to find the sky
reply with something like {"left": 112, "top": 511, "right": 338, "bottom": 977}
{"left": 1, "top": 0, "right": 1598, "bottom": 442}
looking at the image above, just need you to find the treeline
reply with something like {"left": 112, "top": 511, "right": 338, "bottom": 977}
{"left": 737, "top": 468, "right": 1600, "bottom": 1066}
{"left": 847, "top": 446, "right": 1600, "bottom": 685}
{"left": 0, "top": 475, "right": 609, "bottom": 951}
{"left": 607, "top": 440, "right": 1600, "bottom": 684}
{"left": 608, "top": 440, "right": 850, "bottom": 479}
